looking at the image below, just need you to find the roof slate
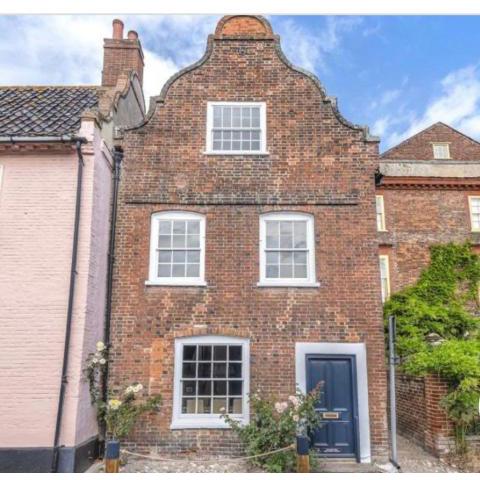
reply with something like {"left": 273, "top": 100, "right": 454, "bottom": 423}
{"left": 0, "top": 86, "right": 99, "bottom": 137}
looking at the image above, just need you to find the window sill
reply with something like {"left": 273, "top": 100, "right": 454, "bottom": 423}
{"left": 145, "top": 280, "right": 207, "bottom": 287}
{"left": 256, "top": 282, "right": 320, "bottom": 288}
{"left": 203, "top": 151, "right": 270, "bottom": 156}
{"left": 170, "top": 417, "right": 246, "bottom": 430}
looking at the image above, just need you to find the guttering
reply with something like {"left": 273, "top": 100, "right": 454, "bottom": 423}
{"left": 101, "top": 148, "right": 123, "bottom": 442}
{"left": 0, "top": 134, "right": 75, "bottom": 143}
{"left": 50, "top": 137, "right": 88, "bottom": 473}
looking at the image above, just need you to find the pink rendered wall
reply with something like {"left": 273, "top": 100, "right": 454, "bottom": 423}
{"left": 0, "top": 125, "right": 112, "bottom": 449}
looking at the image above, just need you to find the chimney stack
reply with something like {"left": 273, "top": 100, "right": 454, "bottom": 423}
{"left": 101, "top": 19, "right": 144, "bottom": 87}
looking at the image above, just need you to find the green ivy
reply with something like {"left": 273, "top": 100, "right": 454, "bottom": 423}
{"left": 384, "top": 242, "right": 480, "bottom": 450}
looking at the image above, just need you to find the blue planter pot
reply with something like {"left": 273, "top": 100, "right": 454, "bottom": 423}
{"left": 105, "top": 440, "right": 120, "bottom": 460}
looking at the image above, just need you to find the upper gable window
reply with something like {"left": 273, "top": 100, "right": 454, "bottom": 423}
{"left": 147, "top": 211, "right": 206, "bottom": 286}
{"left": 432, "top": 143, "right": 450, "bottom": 159}
{"left": 206, "top": 102, "right": 267, "bottom": 154}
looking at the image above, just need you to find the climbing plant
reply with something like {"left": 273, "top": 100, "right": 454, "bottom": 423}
{"left": 384, "top": 242, "right": 480, "bottom": 451}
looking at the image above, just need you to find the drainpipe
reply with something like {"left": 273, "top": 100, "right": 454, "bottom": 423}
{"left": 388, "top": 315, "right": 401, "bottom": 471}
{"left": 101, "top": 147, "right": 123, "bottom": 441}
{"left": 51, "top": 138, "right": 87, "bottom": 473}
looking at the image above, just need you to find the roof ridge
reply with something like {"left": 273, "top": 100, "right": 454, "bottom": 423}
{"left": 0, "top": 85, "right": 101, "bottom": 90}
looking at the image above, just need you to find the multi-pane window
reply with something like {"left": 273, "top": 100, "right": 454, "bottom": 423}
{"left": 172, "top": 336, "right": 250, "bottom": 428}
{"left": 469, "top": 197, "right": 480, "bottom": 231}
{"left": 376, "top": 195, "right": 386, "bottom": 231}
{"left": 379, "top": 255, "right": 391, "bottom": 303}
{"left": 432, "top": 143, "right": 450, "bottom": 159}
{"left": 148, "top": 212, "right": 205, "bottom": 285}
{"left": 259, "top": 213, "right": 316, "bottom": 286}
{"left": 206, "top": 102, "right": 266, "bottom": 153}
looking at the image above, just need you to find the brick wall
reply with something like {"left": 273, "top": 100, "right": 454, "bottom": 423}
{"left": 109, "top": 16, "right": 389, "bottom": 459}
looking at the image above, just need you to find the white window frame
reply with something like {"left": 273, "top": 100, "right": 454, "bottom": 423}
{"left": 469, "top": 196, "right": 480, "bottom": 232}
{"left": 379, "top": 254, "right": 391, "bottom": 303}
{"left": 171, "top": 335, "right": 250, "bottom": 429}
{"left": 376, "top": 195, "right": 386, "bottom": 231}
{"left": 205, "top": 101, "right": 268, "bottom": 155}
{"left": 432, "top": 142, "right": 450, "bottom": 159}
{"left": 258, "top": 212, "right": 319, "bottom": 287}
{"left": 146, "top": 211, "right": 206, "bottom": 286}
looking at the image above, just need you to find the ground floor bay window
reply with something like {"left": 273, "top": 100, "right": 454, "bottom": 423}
{"left": 171, "top": 336, "right": 250, "bottom": 429}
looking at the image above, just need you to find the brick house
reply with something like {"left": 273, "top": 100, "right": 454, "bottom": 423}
{"left": 0, "top": 20, "right": 145, "bottom": 472}
{"left": 109, "top": 15, "right": 389, "bottom": 463}
{"left": 375, "top": 122, "right": 480, "bottom": 456}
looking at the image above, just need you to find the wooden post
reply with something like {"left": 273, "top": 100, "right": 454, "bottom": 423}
{"left": 105, "top": 440, "right": 120, "bottom": 473}
{"left": 296, "top": 435, "right": 310, "bottom": 473}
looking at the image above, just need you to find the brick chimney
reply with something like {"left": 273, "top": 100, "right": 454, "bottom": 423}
{"left": 102, "top": 19, "right": 144, "bottom": 87}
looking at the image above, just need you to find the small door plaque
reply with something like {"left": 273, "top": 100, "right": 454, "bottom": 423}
{"left": 322, "top": 412, "right": 340, "bottom": 420}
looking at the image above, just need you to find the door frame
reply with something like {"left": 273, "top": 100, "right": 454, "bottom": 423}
{"left": 295, "top": 342, "right": 371, "bottom": 463}
{"left": 306, "top": 353, "right": 359, "bottom": 460}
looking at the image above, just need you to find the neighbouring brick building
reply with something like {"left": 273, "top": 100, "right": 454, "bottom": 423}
{"left": 0, "top": 20, "right": 145, "bottom": 472}
{"left": 375, "top": 122, "right": 480, "bottom": 456}
{"left": 109, "top": 15, "right": 389, "bottom": 463}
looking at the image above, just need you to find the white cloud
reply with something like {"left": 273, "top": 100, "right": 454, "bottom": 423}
{"left": 384, "top": 64, "right": 480, "bottom": 148}
{"left": 274, "top": 16, "right": 362, "bottom": 74}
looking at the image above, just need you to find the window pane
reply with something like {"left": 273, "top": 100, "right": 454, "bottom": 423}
{"left": 198, "top": 380, "right": 211, "bottom": 395}
{"left": 183, "top": 345, "right": 197, "bottom": 361}
{"left": 186, "top": 235, "right": 200, "bottom": 248}
{"left": 214, "top": 345, "right": 227, "bottom": 360}
{"left": 280, "top": 251, "right": 293, "bottom": 264}
{"left": 279, "top": 264, "right": 293, "bottom": 278}
{"left": 266, "top": 252, "right": 279, "bottom": 264}
{"left": 294, "top": 251, "right": 307, "bottom": 264}
{"left": 182, "top": 398, "right": 196, "bottom": 414}
{"left": 213, "top": 363, "right": 227, "bottom": 378}
{"left": 198, "top": 345, "right": 211, "bottom": 360}
{"left": 213, "top": 141, "right": 222, "bottom": 150}
{"left": 158, "top": 251, "right": 171, "bottom": 263}
{"left": 232, "top": 107, "right": 241, "bottom": 127}
{"left": 214, "top": 380, "right": 227, "bottom": 395}
{"left": 228, "top": 380, "right": 242, "bottom": 395}
{"left": 213, "top": 398, "right": 227, "bottom": 413}
{"left": 228, "top": 398, "right": 243, "bottom": 414}
{"left": 294, "top": 265, "right": 307, "bottom": 278}
{"left": 182, "top": 381, "right": 196, "bottom": 396}
{"left": 229, "top": 346, "right": 242, "bottom": 361}
{"left": 280, "top": 221, "right": 293, "bottom": 235}
{"left": 266, "top": 221, "right": 279, "bottom": 248}
{"left": 172, "top": 235, "right": 185, "bottom": 248}
{"left": 197, "top": 398, "right": 211, "bottom": 414}
{"left": 186, "top": 264, "right": 200, "bottom": 277}
{"left": 251, "top": 130, "right": 260, "bottom": 140}
{"left": 293, "top": 222, "right": 307, "bottom": 248}
{"left": 251, "top": 141, "right": 260, "bottom": 151}
{"left": 228, "top": 363, "right": 242, "bottom": 378}
{"left": 182, "top": 362, "right": 196, "bottom": 378}
{"left": 172, "top": 264, "right": 185, "bottom": 277}
{"left": 157, "top": 264, "right": 171, "bottom": 277}
{"left": 173, "top": 221, "right": 186, "bottom": 234}
{"left": 280, "top": 235, "right": 293, "bottom": 248}
{"left": 158, "top": 220, "right": 171, "bottom": 235}
{"left": 172, "top": 251, "right": 186, "bottom": 263}
{"left": 158, "top": 235, "right": 171, "bottom": 248}
{"left": 241, "top": 108, "right": 251, "bottom": 127}
{"left": 213, "top": 106, "right": 222, "bottom": 128}
{"left": 187, "top": 221, "right": 200, "bottom": 234}
{"left": 198, "top": 363, "right": 211, "bottom": 378}
{"left": 266, "top": 265, "right": 279, "bottom": 278}
{"left": 252, "top": 107, "right": 260, "bottom": 128}
{"left": 223, "top": 107, "right": 231, "bottom": 127}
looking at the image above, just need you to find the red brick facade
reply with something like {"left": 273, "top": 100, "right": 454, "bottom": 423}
{"left": 109, "top": 15, "right": 388, "bottom": 460}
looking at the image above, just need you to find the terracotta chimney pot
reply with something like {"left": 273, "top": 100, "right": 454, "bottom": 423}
{"left": 112, "top": 19, "right": 124, "bottom": 40}
{"left": 127, "top": 30, "right": 139, "bottom": 40}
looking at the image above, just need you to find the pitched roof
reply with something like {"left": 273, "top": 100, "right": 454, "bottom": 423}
{"left": 0, "top": 86, "right": 100, "bottom": 137}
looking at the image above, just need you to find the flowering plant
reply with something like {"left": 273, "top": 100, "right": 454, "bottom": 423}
{"left": 222, "top": 385, "right": 322, "bottom": 472}
{"left": 99, "top": 383, "right": 161, "bottom": 440}
{"left": 85, "top": 341, "right": 161, "bottom": 440}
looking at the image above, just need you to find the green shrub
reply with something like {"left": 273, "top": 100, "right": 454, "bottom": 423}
{"left": 222, "top": 387, "right": 322, "bottom": 472}
{"left": 384, "top": 242, "right": 480, "bottom": 450}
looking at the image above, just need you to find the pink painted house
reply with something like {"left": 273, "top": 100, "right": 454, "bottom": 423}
{"left": 0, "top": 20, "right": 145, "bottom": 472}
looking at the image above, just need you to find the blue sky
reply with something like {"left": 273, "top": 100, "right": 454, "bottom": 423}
{"left": 1, "top": 15, "right": 479, "bottom": 150}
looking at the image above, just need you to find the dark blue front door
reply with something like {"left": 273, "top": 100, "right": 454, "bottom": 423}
{"left": 306, "top": 355, "right": 358, "bottom": 458}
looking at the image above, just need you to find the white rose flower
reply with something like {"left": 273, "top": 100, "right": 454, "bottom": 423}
{"left": 292, "top": 414, "right": 299, "bottom": 422}
{"left": 99, "top": 358, "right": 106, "bottom": 365}
{"left": 96, "top": 341, "right": 105, "bottom": 352}
{"left": 275, "top": 401, "right": 288, "bottom": 414}
{"left": 133, "top": 383, "right": 143, "bottom": 393}
{"left": 125, "top": 385, "right": 135, "bottom": 395}
{"left": 92, "top": 357, "right": 98, "bottom": 364}
{"left": 289, "top": 395, "right": 300, "bottom": 407}
{"left": 108, "top": 399, "right": 122, "bottom": 410}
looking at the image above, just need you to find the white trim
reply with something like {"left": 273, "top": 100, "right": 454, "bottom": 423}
{"left": 468, "top": 196, "right": 480, "bottom": 232}
{"left": 295, "top": 342, "right": 371, "bottom": 463}
{"left": 259, "top": 212, "right": 317, "bottom": 286}
{"left": 205, "top": 101, "right": 267, "bottom": 155}
{"left": 171, "top": 335, "right": 250, "bottom": 429}
{"left": 375, "top": 195, "right": 386, "bottom": 232}
{"left": 148, "top": 211, "right": 206, "bottom": 285}
{"left": 379, "top": 254, "right": 391, "bottom": 303}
